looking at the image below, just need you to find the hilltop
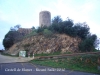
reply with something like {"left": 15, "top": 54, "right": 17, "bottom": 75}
{"left": 3, "top": 16, "right": 99, "bottom": 55}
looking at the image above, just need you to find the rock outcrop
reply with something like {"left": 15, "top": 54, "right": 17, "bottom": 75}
{"left": 6, "top": 34, "right": 81, "bottom": 55}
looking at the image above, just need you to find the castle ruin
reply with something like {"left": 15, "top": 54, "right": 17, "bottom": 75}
{"left": 17, "top": 10, "right": 51, "bottom": 35}
{"left": 39, "top": 11, "right": 51, "bottom": 27}
{"left": 18, "top": 28, "right": 32, "bottom": 35}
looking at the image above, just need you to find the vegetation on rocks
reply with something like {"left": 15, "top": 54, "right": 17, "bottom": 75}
{"left": 3, "top": 16, "right": 99, "bottom": 54}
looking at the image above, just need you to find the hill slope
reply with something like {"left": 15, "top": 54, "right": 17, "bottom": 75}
{"left": 6, "top": 34, "right": 81, "bottom": 55}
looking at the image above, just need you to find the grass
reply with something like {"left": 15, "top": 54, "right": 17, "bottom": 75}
{"left": 34, "top": 51, "right": 72, "bottom": 57}
{"left": 34, "top": 51, "right": 61, "bottom": 57}
{"left": 30, "top": 54, "right": 100, "bottom": 74}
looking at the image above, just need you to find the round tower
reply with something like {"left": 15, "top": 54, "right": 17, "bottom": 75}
{"left": 39, "top": 11, "right": 51, "bottom": 27}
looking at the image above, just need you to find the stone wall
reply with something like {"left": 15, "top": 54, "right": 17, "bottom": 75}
{"left": 18, "top": 28, "right": 32, "bottom": 35}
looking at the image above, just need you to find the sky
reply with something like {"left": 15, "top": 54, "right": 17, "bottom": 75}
{"left": 0, "top": 0, "right": 100, "bottom": 49}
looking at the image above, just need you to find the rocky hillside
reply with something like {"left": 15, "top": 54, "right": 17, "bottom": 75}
{"left": 6, "top": 34, "right": 81, "bottom": 55}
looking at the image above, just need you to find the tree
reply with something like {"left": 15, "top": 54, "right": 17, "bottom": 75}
{"left": 74, "top": 22, "right": 90, "bottom": 39}
{"left": 79, "top": 34, "right": 99, "bottom": 52}
{"left": 52, "top": 16, "right": 62, "bottom": 25}
{"left": 10, "top": 25, "right": 21, "bottom": 31}
{"left": 3, "top": 31, "right": 15, "bottom": 49}
{"left": 63, "top": 17, "right": 74, "bottom": 28}
{"left": 10, "top": 27, "right": 16, "bottom": 31}
{"left": 3, "top": 38, "right": 13, "bottom": 50}
{"left": 3, "top": 30, "right": 22, "bottom": 49}
{"left": 14, "top": 24, "right": 21, "bottom": 30}
{"left": 31, "top": 26, "right": 35, "bottom": 30}
{"left": 3, "top": 25, "right": 22, "bottom": 49}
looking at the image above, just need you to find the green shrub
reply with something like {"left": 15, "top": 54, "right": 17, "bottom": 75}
{"left": 24, "top": 31, "right": 37, "bottom": 38}
{"left": 79, "top": 34, "right": 98, "bottom": 52}
{"left": 43, "top": 29, "right": 53, "bottom": 37}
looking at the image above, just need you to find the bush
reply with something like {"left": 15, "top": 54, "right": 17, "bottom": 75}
{"left": 3, "top": 31, "right": 21, "bottom": 49}
{"left": 43, "top": 29, "right": 53, "bottom": 37}
{"left": 36, "top": 26, "right": 49, "bottom": 34}
{"left": 79, "top": 34, "right": 98, "bottom": 52}
{"left": 51, "top": 17, "right": 90, "bottom": 39}
{"left": 74, "top": 23, "right": 90, "bottom": 39}
{"left": 24, "top": 31, "right": 37, "bottom": 38}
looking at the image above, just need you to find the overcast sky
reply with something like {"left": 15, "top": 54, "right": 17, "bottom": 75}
{"left": 0, "top": 0, "right": 100, "bottom": 49}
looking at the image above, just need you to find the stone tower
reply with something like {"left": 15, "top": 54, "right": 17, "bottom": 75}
{"left": 39, "top": 10, "right": 51, "bottom": 27}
